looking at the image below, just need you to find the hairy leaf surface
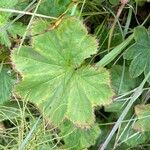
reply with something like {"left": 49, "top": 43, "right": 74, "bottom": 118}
{"left": 11, "top": 17, "right": 114, "bottom": 127}
{"left": 38, "top": 0, "right": 72, "bottom": 17}
{"left": 60, "top": 120, "right": 100, "bottom": 149}
{"left": 0, "top": 67, "right": 14, "bottom": 104}
{"left": 124, "top": 26, "right": 150, "bottom": 80}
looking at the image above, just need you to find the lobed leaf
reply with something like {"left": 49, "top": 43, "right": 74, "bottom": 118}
{"left": 124, "top": 26, "right": 150, "bottom": 81}
{"left": 11, "top": 17, "right": 114, "bottom": 127}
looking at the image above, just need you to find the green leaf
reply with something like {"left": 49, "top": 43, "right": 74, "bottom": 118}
{"left": 0, "top": 0, "right": 26, "bottom": 47}
{"left": 105, "top": 101, "right": 125, "bottom": 113}
{"left": 0, "top": 22, "right": 26, "bottom": 47}
{"left": 15, "top": 0, "right": 31, "bottom": 11}
{"left": 123, "top": 26, "right": 150, "bottom": 80}
{"left": 134, "top": 104, "right": 150, "bottom": 132}
{"left": 0, "top": 66, "right": 15, "bottom": 104}
{"left": 8, "top": 22, "right": 26, "bottom": 38}
{"left": 38, "top": 0, "right": 72, "bottom": 17}
{"left": 117, "top": 114, "right": 150, "bottom": 148}
{"left": 119, "top": 123, "right": 150, "bottom": 148}
{"left": 124, "top": 132, "right": 150, "bottom": 147}
{"left": 0, "top": 47, "right": 9, "bottom": 62}
{"left": 105, "top": 65, "right": 139, "bottom": 115}
{"left": 109, "top": 0, "right": 120, "bottom": 5}
{"left": 11, "top": 17, "right": 114, "bottom": 127}
{"left": 111, "top": 65, "right": 139, "bottom": 95}
{"left": 0, "top": 31, "right": 11, "bottom": 47}
{"left": 60, "top": 120, "right": 100, "bottom": 149}
{"left": 0, "top": 0, "right": 18, "bottom": 25}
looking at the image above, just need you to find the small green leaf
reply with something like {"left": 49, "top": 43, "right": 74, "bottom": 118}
{"left": 11, "top": 17, "right": 114, "bottom": 127}
{"left": 109, "top": 0, "right": 120, "bottom": 5}
{"left": 8, "top": 22, "right": 26, "bottom": 38}
{"left": 134, "top": 104, "right": 150, "bottom": 132}
{"left": 0, "top": 22, "right": 26, "bottom": 47}
{"left": 60, "top": 120, "right": 100, "bottom": 149}
{"left": 15, "top": 0, "right": 31, "bottom": 11}
{"left": 0, "top": 0, "right": 26, "bottom": 47}
{"left": 0, "top": 31, "right": 11, "bottom": 47}
{"left": 38, "top": 0, "right": 72, "bottom": 17}
{"left": 0, "top": 67, "right": 15, "bottom": 104}
{"left": 0, "top": 0, "right": 18, "bottom": 25}
{"left": 0, "top": 47, "right": 9, "bottom": 62}
{"left": 124, "top": 26, "right": 150, "bottom": 80}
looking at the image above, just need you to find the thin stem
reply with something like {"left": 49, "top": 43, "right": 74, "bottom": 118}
{"left": 0, "top": 8, "right": 57, "bottom": 20}
{"left": 99, "top": 72, "right": 150, "bottom": 150}
{"left": 17, "top": 0, "right": 42, "bottom": 54}
{"left": 124, "top": 7, "right": 132, "bottom": 36}
{"left": 108, "top": 2, "right": 126, "bottom": 50}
